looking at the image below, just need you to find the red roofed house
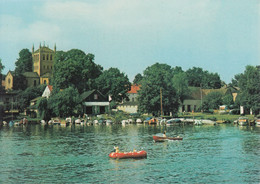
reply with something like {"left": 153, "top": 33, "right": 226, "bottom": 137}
{"left": 117, "top": 84, "right": 140, "bottom": 113}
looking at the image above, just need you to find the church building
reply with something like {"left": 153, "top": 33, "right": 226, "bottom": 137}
{"left": 32, "top": 43, "right": 56, "bottom": 85}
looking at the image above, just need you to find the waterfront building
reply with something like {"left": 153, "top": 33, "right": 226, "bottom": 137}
{"left": 117, "top": 84, "right": 140, "bottom": 114}
{"left": 81, "top": 89, "right": 110, "bottom": 115}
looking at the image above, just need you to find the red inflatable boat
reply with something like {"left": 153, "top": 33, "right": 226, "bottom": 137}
{"left": 109, "top": 150, "right": 147, "bottom": 159}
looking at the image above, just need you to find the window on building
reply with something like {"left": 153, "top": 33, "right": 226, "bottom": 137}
{"left": 43, "top": 54, "right": 45, "bottom": 60}
{"left": 34, "top": 80, "right": 37, "bottom": 86}
{"left": 47, "top": 54, "right": 49, "bottom": 60}
{"left": 44, "top": 80, "right": 46, "bottom": 84}
{"left": 50, "top": 54, "right": 52, "bottom": 60}
{"left": 47, "top": 66, "right": 49, "bottom": 69}
{"left": 94, "top": 94, "right": 98, "bottom": 100}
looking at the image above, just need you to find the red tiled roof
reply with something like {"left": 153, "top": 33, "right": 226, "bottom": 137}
{"left": 48, "top": 85, "right": 53, "bottom": 92}
{"left": 128, "top": 85, "right": 140, "bottom": 94}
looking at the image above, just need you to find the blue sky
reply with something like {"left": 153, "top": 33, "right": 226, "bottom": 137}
{"left": 0, "top": 0, "right": 259, "bottom": 83}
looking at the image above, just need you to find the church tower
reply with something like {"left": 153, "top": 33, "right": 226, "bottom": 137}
{"left": 32, "top": 43, "right": 56, "bottom": 84}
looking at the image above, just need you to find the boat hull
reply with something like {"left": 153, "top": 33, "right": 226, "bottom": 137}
{"left": 153, "top": 136, "right": 183, "bottom": 142}
{"left": 109, "top": 150, "right": 147, "bottom": 159}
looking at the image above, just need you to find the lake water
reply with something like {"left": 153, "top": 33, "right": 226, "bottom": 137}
{"left": 0, "top": 124, "right": 259, "bottom": 183}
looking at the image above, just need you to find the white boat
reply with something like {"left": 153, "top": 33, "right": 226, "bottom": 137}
{"left": 136, "top": 119, "right": 143, "bottom": 124}
{"left": 41, "top": 120, "right": 46, "bottom": 125}
{"left": 166, "top": 118, "right": 181, "bottom": 126}
{"left": 106, "top": 120, "right": 113, "bottom": 125}
{"left": 201, "top": 119, "right": 217, "bottom": 125}
{"left": 194, "top": 119, "right": 202, "bottom": 125}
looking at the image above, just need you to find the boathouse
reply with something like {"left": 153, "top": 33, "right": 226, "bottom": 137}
{"left": 81, "top": 90, "right": 110, "bottom": 115}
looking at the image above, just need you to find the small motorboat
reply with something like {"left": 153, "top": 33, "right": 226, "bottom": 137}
{"left": 153, "top": 135, "right": 183, "bottom": 142}
{"left": 238, "top": 117, "right": 249, "bottom": 126}
{"left": 109, "top": 150, "right": 147, "bottom": 159}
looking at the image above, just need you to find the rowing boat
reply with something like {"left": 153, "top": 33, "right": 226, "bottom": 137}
{"left": 153, "top": 135, "right": 183, "bottom": 142}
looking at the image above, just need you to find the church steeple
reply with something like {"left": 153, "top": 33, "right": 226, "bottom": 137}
{"left": 32, "top": 44, "right": 34, "bottom": 53}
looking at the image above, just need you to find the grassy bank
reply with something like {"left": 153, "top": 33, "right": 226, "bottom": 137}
{"left": 179, "top": 112, "right": 255, "bottom": 123}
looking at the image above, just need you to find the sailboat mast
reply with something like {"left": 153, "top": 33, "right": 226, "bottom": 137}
{"left": 160, "top": 88, "right": 163, "bottom": 117}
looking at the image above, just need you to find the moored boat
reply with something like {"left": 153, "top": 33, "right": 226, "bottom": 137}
{"left": 255, "top": 118, "right": 260, "bottom": 126}
{"left": 166, "top": 118, "right": 181, "bottom": 126}
{"left": 153, "top": 135, "right": 183, "bottom": 142}
{"left": 109, "top": 150, "right": 147, "bottom": 159}
{"left": 238, "top": 117, "right": 248, "bottom": 126}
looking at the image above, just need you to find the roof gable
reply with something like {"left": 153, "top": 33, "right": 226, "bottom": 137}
{"left": 128, "top": 85, "right": 140, "bottom": 94}
{"left": 81, "top": 89, "right": 107, "bottom": 102}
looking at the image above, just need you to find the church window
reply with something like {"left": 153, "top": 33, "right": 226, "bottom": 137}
{"left": 47, "top": 54, "right": 49, "bottom": 60}
{"left": 50, "top": 54, "right": 52, "bottom": 60}
{"left": 43, "top": 54, "right": 45, "bottom": 60}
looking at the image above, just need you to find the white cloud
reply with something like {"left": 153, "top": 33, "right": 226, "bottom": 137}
{"left": 0, "top": 15, "right": 60, "bottom": 44}
{"left": 39, "top": 0, "right": 219, "bottom": 31}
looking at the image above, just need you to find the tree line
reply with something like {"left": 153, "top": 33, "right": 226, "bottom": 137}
{"left": 0, "top": 48, "right": 259, "bottom": 118}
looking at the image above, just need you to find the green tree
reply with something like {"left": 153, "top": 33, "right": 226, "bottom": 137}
{"left": 222, "top": 93, "right": 234, "bottom": 108}
{"left": 202, "top": 91, "right": 223, "bottom": 110}
{"left": 138, "top": 63, "right": 179, "bottom": 116}
{"left": 37, "top": 97, "right": 51, "bottom": 120}
{"left": 48, "top": 87, "right": 82, "bottom": 117}
{"left": 172, "top": 72, "right": 189, "bottom": 103}
{"left": 0, "top": 58, "right": 5, "bottom": 74}
{"left": 0, "top": 58, "right": 5, "bottom": 91}
{"left": 52, "top": 49, "right": 103, "bottom": 93}
{"left": 94, "top": 67, "right": 131, "bottom": 102}
{"left": 16, "top": 84, "right": 46, "bottom": 111}
{"left": 186, "top": 67, "right": 221, "bottom": 89}
{"left": 236, "top": 65, "right": 260, "bottom": 114}
{"left": 15, "top": 49, "right": 32, "bottom": 75}
{"left": 133, "top": 73, "right": 143, "bottom": 85}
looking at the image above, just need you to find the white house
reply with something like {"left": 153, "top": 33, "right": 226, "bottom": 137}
{"left": 42, "top": 85, "right": 53, "bottom": 98}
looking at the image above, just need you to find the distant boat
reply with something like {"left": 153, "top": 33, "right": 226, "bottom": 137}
{"left": 201, "top": 119, "right": 217, "bottom": 125}
{"left": 153, "top": 135, "right": 183, "bottom": 142}
{"left": 255, "top": 118, "right": 260, "bottom": 126}
{"left": 238, "top": 117, "right": 248, "bottom": 126}
{"left": 166, "top": 118, "right": 181, "bottom": 126}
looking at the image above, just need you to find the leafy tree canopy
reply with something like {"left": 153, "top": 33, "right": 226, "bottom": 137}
{"left": 15, "top": 49, "right": 32, "bottom": 75}
{"left": 186, "top": 67, "right": 221, "bottom": 89}
{"left": 138, "top": 63, "right": 179, "bottom": 116}
{"left": 48, "top": 87, "right": 82, "bottom": 118}
{"left": 236, "top": 65, "right": 260, "bottom": 114}
{"left": 133, "top": 73, "right": 143, "bottom": 85}
{"left": 95, "top": 67, "right": 131, "bottom": 102}
{"left": 16, "top": 84, "right": 46, "bottom": 111}
{"left": 202, "top": 91, "right": 223, "bottom": 111}
{"left": 52, "top": 49, "right": 103, "bottom": 93}
{"left": 172, "top": 72, "right": 189, "bottom": 103}
{"left": 0, "top": 58, "right": 5, "bottom": 74}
